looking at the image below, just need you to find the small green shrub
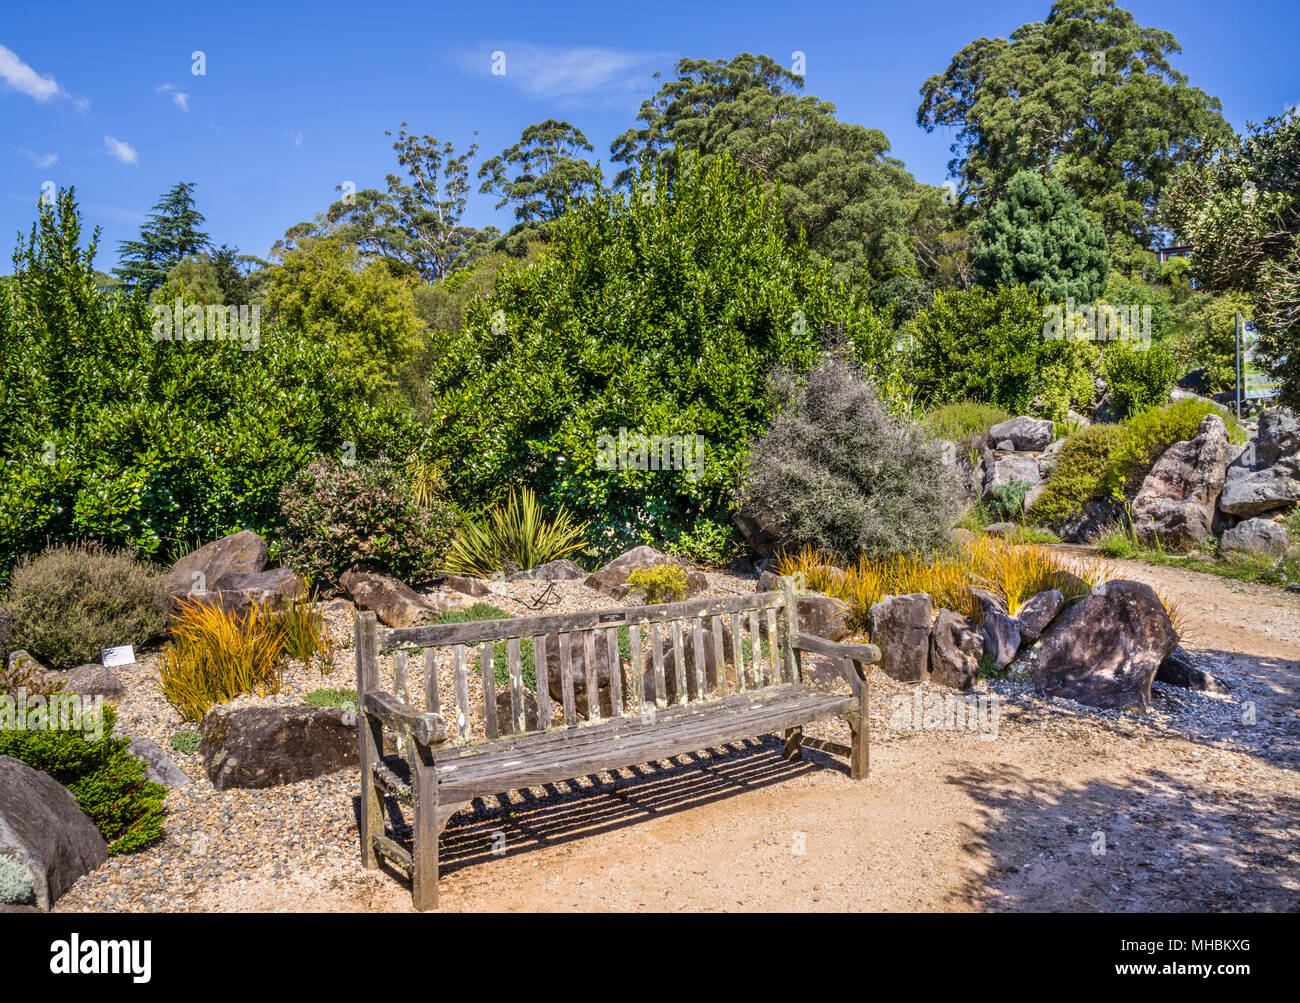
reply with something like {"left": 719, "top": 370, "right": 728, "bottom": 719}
{"left": 304, "top": 687, "right": 358, "bottom": 713}
{"left": 432, "top": 604, "right": 536, "bottom": 690}
{"left": 3, "top": 542, "right": 167, "bottom": 670}
{"left": 1101, "top": 340, "right": 1182, "bottom": 420}
{"left": 627, "top": 565, "right": 690, "bottom": 604}
{"left": 0, "top": 704, "right": 166, "bottom": 855}
{"left": 922, "top": 401, "right": 1013, "bottom": 443}
{"left": 168, "top": 729, "right": 200, "bottom": 755}
{"left": 739, "top": 360, "right": 960, "bottom": 562}
{"left": 1026, "top": 424, "right": 1125, "bottom": 527}
{"left": 664, "top": 518, "right": 739, "bottom": 568}
{"left": 987, "top": 480, "right": 1033, "bottom": 522}
{"left": 1097, "top": 523, "right": 1140, "bottom": 559}
{"left": 277, "top": 456, "right": 457, "bottom": 586}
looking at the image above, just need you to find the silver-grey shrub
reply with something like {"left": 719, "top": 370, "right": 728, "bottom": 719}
{"left": 738, "top": 360, "right": 960, "bottom": 561}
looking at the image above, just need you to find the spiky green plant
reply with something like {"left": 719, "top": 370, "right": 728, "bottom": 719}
{"left": 443, "top": 487, "right": 588, "bottom": 577}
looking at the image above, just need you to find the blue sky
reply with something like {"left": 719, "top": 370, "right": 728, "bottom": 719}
{"left": 2, "top": 0, "right": 1297, "bottom": 273}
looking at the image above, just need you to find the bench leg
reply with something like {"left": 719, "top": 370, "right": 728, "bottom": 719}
{"left": 411, "top": 746, "right": 440, "bottom": 911}
{"left": 783, "top": 727, "right": 803, "bottom": 762}
{"left": 359, "top": 711, "right": 384, "bottom": 869}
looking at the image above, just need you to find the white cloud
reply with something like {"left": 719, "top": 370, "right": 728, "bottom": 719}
{"left": 0, "top": 44, "right": 61, "bottom": 101}
{"left": 18, "top": 148, "right": 57, "bottom": 168}
{"left": 103, "top": 135, "right": 138, "bottom": 164}
{"left": 157, "top": 82, "right": 190, "bottom": 112}
{"left": 457, "top": 43, "right": 671, "bottom": 103}
{"left": 287, "top": 130, "right": 303, "bottom": 147}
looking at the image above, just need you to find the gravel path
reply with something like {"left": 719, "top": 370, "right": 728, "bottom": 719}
{"left": 53, "top": 558, "right": 1300, "bottom": 912}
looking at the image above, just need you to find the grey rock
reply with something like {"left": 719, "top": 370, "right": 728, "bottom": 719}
{"left": 127, "top": 737, "right": 191, "bottom": 788}
{"left": 0, "top": 756, "right": 106, "bottom": 909}
{"left": 982, "top": 522, "right": 1019, "bottom": 538}
{"left": 1015, "top": 589, "right": 1065, "bottom": 642}
{"left": 543, "top": 630, "right": 627, "bottom": 718}
{"left": 1220, "top": 517, "right": 1290, "bottom": 557}
{"left": 1256, "top": 406, "right": 1300, "bottom": 466}
{"left": 507, "top": 559, "right": 587, "bottom": 582}
{"left": 1057, "top": 497, "right": 1122, "bottom": 544}
{"left": 981, "top": 610, "right": 1021, "bottom": 670}
{"left": 437, "top": 574, "right": 493, "bottom": 596}
{"left": 1130, "top": 413, "right": 1230, "bottom": 545}
{"left": 198, "top": 704, "right": 360, "bottom": 790}
{"left": 929, "top": 609, "right": 983, "bottom": 690}
{"left": 163, "top": 529, "right": 268, "bottom": 596}
{"left": 981, "top": 450, "right": 1042, "bottom": 502}
{"left": 867, "top": 594, "right": 932, "bottom": 682}
{"left": 1015, "top": 580, "right": 1179, "bottom": 712}
{"left": 1218, "top": 455, "right": 1300, "bottom": 516}
{"left": 1156, "top": 647, "right": 1229, "bottom": 694}
{"left": 339, "top": 569, "right": 473, "bottom": 628}
{"left": 988, "top": 416, "right": 1055, "bottom": 452}
{"left": 62, "top": 664, "right": 126, "bottom": 701}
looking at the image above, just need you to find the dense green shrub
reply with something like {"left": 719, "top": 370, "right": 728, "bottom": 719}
{"left": 0, "top": 189, "right": 419, "bottom": 580}
{"left": 921, "top": 401, "right": 1013, "bottom": 443}
{"left": 1101, "top": 340, "right": 1182, "bottom": 420}
{"left": 738, "top": 359, "right": 959, "bottom": 562}
{"left": 626, "top": 565, "right": 689, "bottom": 603}
{"left": 1104, "top": 398, "right": 1245, "bottom": 499}
{"left": 422, "top": 153, "right": 893, "bottom": 561}
{"left": 277, "top": 457, "right": 457, "bottom": 585}
{"left": 4, "top": 542, "right": 167, "bottom": 670}
{"left": 1026, "top": 424, "right": 1126, "bottom": 527}
{"left": 168, "top": 729, "right": 200, "bottom": 755}
{"left": 988, "top": 480, "right": 1033, "bottom": 522}
{"left": 664, "top": 517, "right": 739, "bottom": 568}
{"left": 904, "top": 285, "right": 1097, "bottom": 420}
{"left": 0, "top": 704, "right": 166, "bottom": 855}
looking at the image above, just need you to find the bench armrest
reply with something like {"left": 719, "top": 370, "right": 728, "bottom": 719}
{"left": 792, "top": 633, "right": 880, "bottom": 693}
{"left": 362, "top": 691, "right": 449, "bottom": 748}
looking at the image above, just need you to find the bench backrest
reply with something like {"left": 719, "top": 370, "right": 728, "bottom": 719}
{"left": 356, "top": 577, "right": 803, "bottom": 748}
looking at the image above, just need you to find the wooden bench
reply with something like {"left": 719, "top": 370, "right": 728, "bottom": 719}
{"left": 355, "top": 576, "right": 879, "bottom": 909}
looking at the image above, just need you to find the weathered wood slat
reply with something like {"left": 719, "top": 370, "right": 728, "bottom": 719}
{"left": 766, "top": 607, "right": 782, "bottom": 685}
{"left": 480, "top": 641, "right": 498, "bottom": 741}
{"left": 356, "top": 611, "right": 383, "bottom": 871}
{"left": 394, "top": 649, "right": 409, "bottom": 704}
{"left": 748, "top": 610, "right": 764, "bottom": 686}
{"left": 362, "top": 691, "right": 448, "bottom": 747}
{"left": 507, "top": 637, "right": 524, "bottom": 735}
{"left": 780, "top": 577, "right": 800, "bottom": 684}
{"left": 627, "top": 623, "right": 644, "bottom": 715}
{"left": 583, "top": 630, "right": 600, "bottom": 722}
{"left": 732, "top": 612, "right": 746, "bottom": 691}
{"left": 382, "top": 591, "right": 782, "bottom": 650}
{"left": 533, "top": 634, "right": 551, "bottom": 728}
{"left": 670, "top": 620, "right": 686, "bottom": 705}
{"left": 423, "top": 648, "right": 440, "bottom": 714}
{"left": 711, "top": 614, "right": 726, "bottom": 698}
{"left": 605, "top": 626, "right": 623, "bottom": 716}
{"left": 651, "top": 622, "right": 666, "bottom": 709}
{"left": 800, "top": 736, "right": 853, "bottom": 757}
{"left": 691, "top": 617, "right": 707, "bottom": 703}
{"left": 452, "top": 644, "right": 471, "bottom": 742}
{"left": 559, "top": 632, "right": 577, "bottom": 727}
{"left": 371, "top": 834, "right": 413, "bottom": 874}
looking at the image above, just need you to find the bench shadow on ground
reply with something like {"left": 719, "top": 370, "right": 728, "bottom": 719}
{"left": 359, "top": 734, "right": 846, "bottom": 886}
{"left": 942, "top": 762, "right": 1300, "bottom": 912}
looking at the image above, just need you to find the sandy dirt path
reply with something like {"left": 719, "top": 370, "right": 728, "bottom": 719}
{"left": 175, "top": 556, "right": 1300, "bottom": 914}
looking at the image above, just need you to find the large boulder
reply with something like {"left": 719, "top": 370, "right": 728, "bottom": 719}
{"left": 1220, "top": 517, "right": 1290, "bottom": 558}
{"left": 867, "top": 594, "right": 932, "bottom": 682}
{"left": 981, "top": 449, "right": 1042, "bottom": 502}
{"left": 339, "top": 569, "right": 473, "bottom": 628}
{"left": 981, "top": 610, "right": 1021, "bottom": 670}
{"left": 0, "top": 756, "right": 106, "bottom": 910}
{"left": 163, "top": 530, "right": 268, "bottom": 596}
{"left": 733, "top": 512, "right": 782, "bottom": 559}
{"left": 436, "top": 574, "right": 493, "bottom": 597}
{"left": 1057, "top": 497, "right": 1122, "bottom": 544}
{"left": 507, "top": 559, "right": 587, "bottom": 582}
{"left": 1130, "top": 414, "right": 1230, "bottom": 545}
{"left": 583, "top": 546, "right": 707, "bottom": 601}
{"left": 1218, "top": 455, "right": 1300, "bottom": 517}
{"left": 987, "top": 416, "right": 1055, "bottom": 452}
{"left": 1256, "top": 406, "right": 1300, "bottom": 466}
{"left": 494, "top": 688, "right": 541, "bottom": 734}
{"left": 61, "top": 664, "right": 126, "bottom": 702}
{"left": 929, "top": 609, "right": 983, "bottom": 690}
{"left": 1014, "top": 580, "right": 1178, "bottom": 712}
{"left": 1156, "top": 647, "right": 1228, "bottom": 694}
{"left": 198, "top": 704, "right": 359, "bottom": 790}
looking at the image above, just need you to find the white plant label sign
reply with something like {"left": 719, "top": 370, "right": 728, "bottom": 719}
{"left": 101, "top": 645, "right": 136, "bottom": 667}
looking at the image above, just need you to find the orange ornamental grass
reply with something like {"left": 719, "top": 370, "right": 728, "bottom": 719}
{"left": 158, "top": 596, "right": 288, "bottom": 722}
{"left": 777, "top": 536, "right": 1113, "bottom": 634}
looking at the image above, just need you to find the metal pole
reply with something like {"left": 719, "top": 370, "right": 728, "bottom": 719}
{"left": 1235, "top": 313, "right": 1242, "bottom": 420}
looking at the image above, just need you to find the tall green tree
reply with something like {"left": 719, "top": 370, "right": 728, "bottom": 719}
{"left": 114, "top": 182, "right": 211, "bottom": 292}
{"left": 610, "top": 52, "right": 933, "bottom": 284}
{"left": 478, "top": 119, "right": 602, "bottom": 223}
{"left": 1163, "top": 111, "right": 1300, "bottom": 406}
{"left": 974, "top": 169, "right": 1110, "bottom": 302}
{"left": 918, "top": 0, "right": 1233, "bottom": 244}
